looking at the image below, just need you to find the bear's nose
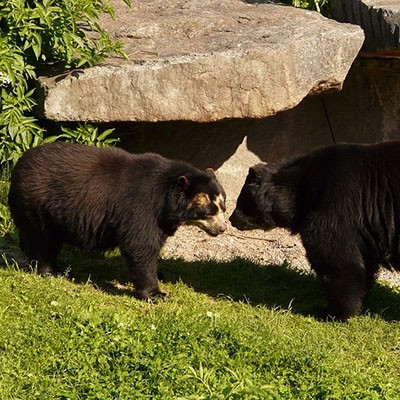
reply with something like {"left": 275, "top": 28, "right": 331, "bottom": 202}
{"left": 219, "top": 223, "right": 227, "bottom": 233}
{"left": 229, "top": 210, "right": 240, "bottom": 228}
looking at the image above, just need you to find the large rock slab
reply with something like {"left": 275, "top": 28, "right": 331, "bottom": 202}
{"left": 120, "top": 58, "right": 400, "bottom": 203}
{"left": 331, "top": 0, "right": 400, "bottom": 51}
{"left": 36, "top": 0, "right": 364, "bottom": 123}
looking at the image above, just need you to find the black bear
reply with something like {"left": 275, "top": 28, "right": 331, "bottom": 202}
{"left": 230, "top": 141, "right": 400, "bottom": 321}
{"left": 8, "top": 142, "right": 227, "bottom": 299}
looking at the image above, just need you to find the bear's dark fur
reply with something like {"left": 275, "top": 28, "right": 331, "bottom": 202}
{"left": 9, "top": 142, "right": 227, "bottom": 299}
{"left": 230, "top": 141, "right": 400, "bottom": 321}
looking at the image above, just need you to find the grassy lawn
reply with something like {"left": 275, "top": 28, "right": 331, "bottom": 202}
{"left": 0, "top": 234, "right": 400, "bottom": 400}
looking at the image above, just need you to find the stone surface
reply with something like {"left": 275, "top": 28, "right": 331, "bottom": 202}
{"left": 120, "top": 57, "right": 400, "bottom": 203}
{"left": 36, "top": 0, "right": 364, "bottom": 122}
{"left": 331, "top": 0, "right": 400, "bottom": 51}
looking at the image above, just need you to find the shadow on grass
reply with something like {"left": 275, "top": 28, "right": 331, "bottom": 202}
{"left": 2, "top": 234, "right": 400, "bottom": 321}
{"left": 159, "top": 258, "right": 400, "bottom": 322}
{"left": 59, "top": 247, "right": 400, "bottom": 322}
{"left": 161, "top": 257, "right": 326, "bottom": 317}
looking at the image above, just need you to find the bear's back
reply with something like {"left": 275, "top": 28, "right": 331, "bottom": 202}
{"left": 288, "top": 141, "right": 400, "bottom": 191}
{"left": 8, "top": 142, "right": 189, "bottom": 249}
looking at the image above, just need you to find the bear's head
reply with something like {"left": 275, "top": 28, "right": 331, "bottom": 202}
{"left": 180, "top": 168, "right": 227, "bottom": 237}
{"left": 230, "top": 163, "right": 289, "bottom": 231}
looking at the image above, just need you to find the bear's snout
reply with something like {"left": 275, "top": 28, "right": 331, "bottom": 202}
{"left": 229, "top": 209, "right": 246, "bottom": 230}
{"left": 229, "top": 208, "right": 267, "bottom": 231}
{"left": 201, "top": 215, "right": 227, "bottom": 236}
{"left": 218, "top": 223, "right": 227, "bottom": 233}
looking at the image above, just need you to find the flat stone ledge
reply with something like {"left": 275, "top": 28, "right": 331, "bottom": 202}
{"left": 36, "top": 0, "right": 364, "bottom": 123}
{"left": 331, "top": 0, "right": 400, "bottom": 52}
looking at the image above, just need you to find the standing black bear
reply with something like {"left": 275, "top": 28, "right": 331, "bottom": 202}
{"left": 9, "top": 142, "right": 227, "bottom": 300}
{"left": 230, "top": 141, "right": 400, "bottom": 321}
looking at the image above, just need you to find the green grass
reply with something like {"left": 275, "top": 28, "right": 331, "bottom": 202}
{"left": 0, "top": 237, "right": 400, "bottom": 399}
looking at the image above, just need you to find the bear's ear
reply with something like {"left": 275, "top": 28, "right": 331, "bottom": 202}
{"left": 205, "top": 168, "right": 216, "bottom": 177}
{"left": 248, "top": 163, "right": 276, "bottom": 183}
{"left": 178, "top": 175, "right": 190, "bottom": 189}
{"left": 247, "top": 166, "right": 258, "bottom": 182}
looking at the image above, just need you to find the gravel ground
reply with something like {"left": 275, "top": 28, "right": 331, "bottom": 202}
{"left": 2, "top": 208, "right": 399, "bottom": 286}
{"left": 164, "top": 224, "right": 309, "bottom": 270}
{"left": 163, "top": 206, "right": 400, "bottom": 286}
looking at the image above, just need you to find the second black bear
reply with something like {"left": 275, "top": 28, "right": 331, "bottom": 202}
{"left": 9, "top": 142, "right": 227, "bottom": 299}
{"left": 230, "top": 141, "right": 400, "bottom": 321}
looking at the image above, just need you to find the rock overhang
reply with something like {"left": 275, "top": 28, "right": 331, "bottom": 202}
{"left": 36, "top": 0, "right": 365, "bottom": 123}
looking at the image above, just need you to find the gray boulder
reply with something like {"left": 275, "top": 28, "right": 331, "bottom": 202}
{"left": 36, "top": 0, "right": 364, "bottom": 123}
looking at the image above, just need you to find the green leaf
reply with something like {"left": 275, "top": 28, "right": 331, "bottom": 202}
{"left": 32, "top": 32, "right": 42, "bottom": 59}
{"left": 41, "top": 135, "right": 61, "bottom": 144}
{"left": 96, "top": 129, "right": 115, "bottom": 141}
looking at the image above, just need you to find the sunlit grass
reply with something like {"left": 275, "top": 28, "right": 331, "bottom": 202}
{"left": 0, "top": 239, "right": 399, "bottom": 399}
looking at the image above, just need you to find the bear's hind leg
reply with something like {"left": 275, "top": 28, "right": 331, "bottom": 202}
{"left": 320, "top": 264, "right": 367, "bottom": 322}
{"left": 19, "top": 227, "right": 61, "bottom": 276}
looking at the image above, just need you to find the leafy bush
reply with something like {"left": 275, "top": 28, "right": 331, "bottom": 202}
{"left": 0, "top": 35, "right": 42, "bottom": 167}
{"left": 281, "top": 0, "right": 329, "bottom": 13}
{"left": 57, "top": 124, "right": 119, "bottom": 147}
{"left": 0, "top": 0, "right": 130, "bottom": 168}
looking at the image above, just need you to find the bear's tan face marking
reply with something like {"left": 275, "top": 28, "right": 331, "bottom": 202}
{"left": 185, "top": 193, "right": 227, "bottom": 236}
{"left": 188, "top": 193, "right": 211, "bottom": 209}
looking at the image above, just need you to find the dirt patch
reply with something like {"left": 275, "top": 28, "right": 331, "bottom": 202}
{"left": 164, "top": 224, "right": 308, "bottom": 269}
{"left": 163, "top": 221, "right": 400, "bottom": 286}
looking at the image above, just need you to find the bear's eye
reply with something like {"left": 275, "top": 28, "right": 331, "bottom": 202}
{"left": 193, "top": 208, "right": 207, "bottom": 220}
{"left": 205, "top": 203, "right": 218, "bottom": 217}
{"left": 193, "top": 206, "right": 218, "bottom": 220}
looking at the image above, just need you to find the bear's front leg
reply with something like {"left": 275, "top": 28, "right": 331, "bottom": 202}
{"left": 123, "top": 248, "right": 166, "bottom": 301}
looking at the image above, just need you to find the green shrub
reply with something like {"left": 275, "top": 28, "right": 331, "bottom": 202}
{"left": 57, "top": 124, "right": 119, "bottom": 147}
{"left": 0, "top": 0, "right": 130, "bottom": 168}
{"left": 281, "top": 0, "right": 329, "bottom": 13}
